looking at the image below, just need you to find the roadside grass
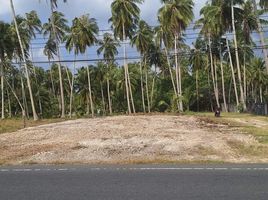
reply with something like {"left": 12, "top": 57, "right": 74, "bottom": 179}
{"left": 0, "top": 118, "right": 66, "bottom": 135}
{"left": 185, "top": 112, "right": 268, "bottom": 144}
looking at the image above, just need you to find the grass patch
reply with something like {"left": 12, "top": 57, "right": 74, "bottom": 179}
{"left": 0, "top": 118, "right": 67, "bottom": 134}
{"left": 192, "top": 112, "right": 268, "bottom": 144}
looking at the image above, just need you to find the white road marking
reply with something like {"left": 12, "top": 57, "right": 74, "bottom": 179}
{"left": 1, "top": 167, "right": 268, "bottom": 173}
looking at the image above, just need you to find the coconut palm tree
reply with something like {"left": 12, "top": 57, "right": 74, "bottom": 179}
{"left": 97, "top": 33, "right": 119, "bottom": 115}
{"left": 252, "top": 0, "right": 268, "bottom": 73}
{"left": 231, "top": 0, "right": 247, "bottom": 110}
{"left": 131, "top": 20, "right": 153, "bottom": 113}
{"left": 110, "top": 0, "right": 143, "bottom": 114}
{"left": 9, "top": 0, "right": 38, "bottom": 120}
{"left": 67, "top": 14, "right": 99, "bottom": 117}
{"left": 190, "top": 39, "right": 206, "bottom": 112}
{"left": 0, "top": 22, "right": 14, "bottom": 119}
{"left": 158, "top": 0, "right": 194, "bottom": 112}
{"left": 43, "top": 11, "right": 69, "bottom": 118}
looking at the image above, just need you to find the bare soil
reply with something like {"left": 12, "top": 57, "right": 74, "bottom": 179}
{"left": 0, "top": 115, "right": 268, "bottom": 165}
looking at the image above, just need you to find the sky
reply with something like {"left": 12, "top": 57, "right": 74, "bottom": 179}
{"left": 0, "top": 0, "right": 265, "bottom": 68}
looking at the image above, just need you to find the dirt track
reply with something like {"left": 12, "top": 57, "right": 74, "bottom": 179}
{"left": 0, "top": 115, "right": 267, "bottom": 165}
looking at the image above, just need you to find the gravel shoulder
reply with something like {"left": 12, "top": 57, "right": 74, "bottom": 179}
{"left": 0, "top": 115, "right": 268, "bottom": 165}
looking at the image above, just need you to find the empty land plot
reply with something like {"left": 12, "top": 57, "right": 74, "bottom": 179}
{"left": 0, "top": 115, "right": 268, "bottom": 165}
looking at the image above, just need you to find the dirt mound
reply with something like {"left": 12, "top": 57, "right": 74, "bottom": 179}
{"left": 0, "top": 115, "right": 266, "bottom": 165}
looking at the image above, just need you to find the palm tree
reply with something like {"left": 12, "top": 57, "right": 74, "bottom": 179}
{"left": 131, "top": 20, "right": 153, "bottom": 113}
{"left": 158, "top": 0, "right": 194, "bottom": 112}
{"left": 252, "top": 0, "right": 268, "bottom": 73}
{"left": 251, "top": 58, "right": 267, "bottom": 103}
{"left": 190, "top": 39, "right": 206, "bottom": 112}
{"left": 0, "top": 22, "right": 14, "bottom": 119}
{"left": 231, "top": 0, "right": 247, "bottom": 111}
{"left": 67, "top": 14, "right": 99, "bottom": 117}
{"left": 110, "top": 0, "right": 143, "bottom": 114}
{"left": 97, "top": 33, "right": 119, "bottom": 115}
{"left": 9, "top": 0, "right": 38, "bottom": 120}
{"left": 43, "top": 11, "right": 69, "bottom": 118}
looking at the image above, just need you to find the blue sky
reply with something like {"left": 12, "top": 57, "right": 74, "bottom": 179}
{"left": 0, "top": 0, "right": 266, "bottom": 68}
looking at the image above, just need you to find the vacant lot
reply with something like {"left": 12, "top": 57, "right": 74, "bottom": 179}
{"left": 0, "top": 114, "right": 268, "bottom": 165}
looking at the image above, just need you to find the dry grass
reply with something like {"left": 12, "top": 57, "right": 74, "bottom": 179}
{"left": 0, "top": 118, "right": 67, "bottom": 135}
{"left": 189, "top": 112, "right": 268, "bottom": 144}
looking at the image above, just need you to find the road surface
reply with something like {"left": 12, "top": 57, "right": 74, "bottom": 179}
{"left": 1, "top": 164, "right": 268, "bottom": 200}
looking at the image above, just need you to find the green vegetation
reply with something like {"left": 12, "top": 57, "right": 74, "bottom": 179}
{"left": 0, "top": 118, "right": 65, "bottom": 134}
{"left": 0, "top": 0, "right": 267, "bottom": 121}
{"left": 190, "top": 112, "right": 268, "bottom": 144}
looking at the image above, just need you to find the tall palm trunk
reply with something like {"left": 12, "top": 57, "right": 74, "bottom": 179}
{"left": 50, "top": 1, "right": 65, "bottom": 118}
{"left": 122, "top": 24, "right": 131, "bottom": 114}
{"left": 127, "top": 65, "right": 136, "bottom": 114}
{"left": 164, "top": 47, "right": 179, "bottom": 111}
{"left": 260, "top": 85, "right": 263, "bottom": 103}
{"left": 243, "top": 53, "right": 247, "bottom": 103}
{"left": 100, "top": 83, "right": 105, "bottom": 114}
{"left": 219, "top": 49, "right": 228, "bottom": 112}
{"left": 150, "top": 65, "right": 156, "bottom": 109}
{"left": 1, "top": 61, "right": 4, "bottom": 119}
{"left": 6, "top": 88, "right": 11, "bottom": 118}
{"left": 139, "top": 58, "right": 145, "bottom": 113}
{"left": 208, "top": 35, "right": 220, "bottom": 108}
{"left": 10, "top": 0, "right": 38, "bottom": 120}
{"left": 195, "top": 69, "right": 199, "bottom": 112}
{"left": 174, "top": 34, "right": 183, "bottom": 112}
{"left": 87, "top": 66, "right": 94, "bottom": 117}
{"left": 252, "top": 0, "right": 268, "bottom": 73}
{"left": 4, "top": 76, "right": 25, "bottom": 122}
{"left": 226, "top": 37, "right": 239, "bottom": 106}
{"left": 164, "top": 48, "right": 177, "bottom": 96}
{"left": 69, "top": 56, "right": 76, "bottom": 118}
{"left": 106, "top": 63, "right": 112, "bottom": 115}
{"left": 107, "top": 78, "right": 112, "bottom": 115}
{"left": 231, "top": 0, "right": 246, "bottom": 110}
{"left": 145, "top": 66, "right": 150, "bottom": 113}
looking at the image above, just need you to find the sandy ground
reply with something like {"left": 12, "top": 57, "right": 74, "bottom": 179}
{"left": 0, "top": 115, "right": 267, "bottom": 165}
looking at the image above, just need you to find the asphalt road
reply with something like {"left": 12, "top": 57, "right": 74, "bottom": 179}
{"left": 1, "top": 164, "right": 268, "bottom": 200}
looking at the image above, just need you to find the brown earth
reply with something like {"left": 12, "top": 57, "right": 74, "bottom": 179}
{"left": 0, "top": 115, "right": 268, "bottom": 165}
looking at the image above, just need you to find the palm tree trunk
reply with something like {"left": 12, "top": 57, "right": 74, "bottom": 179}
{"left": 214, "top": 56, "right": 220, "bottom": 108}
{"left": 260, "top": 85, "right": 263, "bottom": 103}
{"left": 150, "top": 66, "right": 156, "bottom": 109}
{"left": 145, "top": 67, "right": 150, "bottom": 113}
{"left": 164, "top": 48, "right": 177, "bottom": 96}
{"left": 243, "top": 53, "right": 247, "bottom": 103}
{"left": 106, "top": 64, "right": 113, "bottom": 115}
{"left": 174, "top": 34, "right": 183, "bottom": 112}
{"left": 220, "top": 50, "right": 228, "bottom": 112}
{"left": 231, "top": 0, "right": 246, "bottom": 110}
{"left": 208, "top": 35, "right": 220, "bottom": 108}
{"left": 107, "top": 77, "right": 112, "bottom": 115}
{"left": 6, "top": 88, "right": 11, "bottom": 118}
{"left": 196, "top": 69, "right": 199, "bottom": 112}
{"left": 5, "top": 75, "right": 25, "bottom": 122}
{"left": 122, "top": 24, "right": 131, "bottom": 114}
{"left": 139, "top": 58, "right": 145, "bottom": 113}
{"left": 10, "top": 0, "right": 38, "bottom": 120}
{"left": 69, "top": 56, "right": 76, "bottom": 118}
{"left": 86, "top": 66, "right": 94, "bottom": 117}
{"left": 226, "top": 37, "right": 239, "bottom": 107}
{"left": 127, "top": 65, "right": 136, "bottom": 114}
{"left": 49, "top": 1, "right": 65, "bottom": 118}
{"left": 252, "top": 0, "right": 268, "bottom": 73}
{"left": 49, "top": 60, "right": 56, "bottom": 97}
{"left": 1, "top": 61, "right": 4, "bottom": 119}
{"left": 100, "top": 83, "right": 106, "bottom": 115}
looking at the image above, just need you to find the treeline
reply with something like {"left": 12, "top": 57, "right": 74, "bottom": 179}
{"left": 0, "top": 0, "right": 268, "bottom": 120}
